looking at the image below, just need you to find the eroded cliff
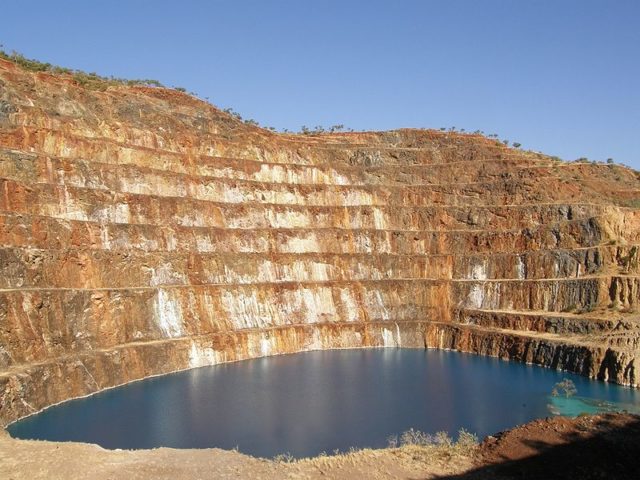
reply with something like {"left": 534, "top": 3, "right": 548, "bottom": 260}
{"left": 1, "top": 57, "right": 640, "bottom": 425}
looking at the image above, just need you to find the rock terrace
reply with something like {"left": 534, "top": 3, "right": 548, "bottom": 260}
{"left": 1, "top": 57, "right": 640, "bottom": 425}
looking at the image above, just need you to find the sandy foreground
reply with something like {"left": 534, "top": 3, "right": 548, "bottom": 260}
{"left": 2, "top": 414, "right": 639, "bottom": 480}
{"left": 0, "top": 427, "right": 474, "bottom": 480}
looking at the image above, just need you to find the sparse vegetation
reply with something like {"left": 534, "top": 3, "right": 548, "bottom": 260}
{"left": 386, "top": 428, "right": 477, "bottom": 451}
{"left": 0, "top": 46, "right": 167, "bottom": 91}
{"left": 222, "top": 107, "right": 243, "bottom": 121}
{"left": 552, "top": 378, "right": 578, "bottom": 398}
{"left": 299, "top": 124, "right": 349, "bottom": 134}
{"left": 277, "top": 428, "right": 478, "bottom": 466}
{"left": 273, "top": 452, "right": 295, "bottom": 463}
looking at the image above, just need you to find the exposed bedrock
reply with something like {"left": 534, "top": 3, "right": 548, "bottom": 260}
{"left": 1, "top": 57, "right": 640, "bottom": 426}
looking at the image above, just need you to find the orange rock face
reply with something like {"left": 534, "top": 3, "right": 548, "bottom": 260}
{"left": 1, "top": 57, "right": 639, "bottom": 425}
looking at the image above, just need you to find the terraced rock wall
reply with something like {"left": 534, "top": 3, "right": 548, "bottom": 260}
{"left": 1, "top": 57, "right": 640, "bottom": 425}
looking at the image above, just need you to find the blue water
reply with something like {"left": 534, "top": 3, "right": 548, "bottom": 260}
{"left": 8, "top": 349, "right": 640, "bottom": 458}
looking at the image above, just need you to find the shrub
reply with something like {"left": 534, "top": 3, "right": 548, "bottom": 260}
{"left": 457, "top": 429, "right": 478, "bottom": 449}
{"left": 400, "top": 428, "right": 434, "bottom": 447}
{"left": 552, "top": 378, "right": 578, "bottom": 397}
{"left": 273, "top": 452, "right": 295, "bottom": 463}
{"left": 396, "top": 428, "right": 456, "bottom": 447}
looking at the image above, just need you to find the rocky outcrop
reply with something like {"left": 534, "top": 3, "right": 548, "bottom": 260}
{"left": 1, "top": 57, "right": 639, "bottom": 425}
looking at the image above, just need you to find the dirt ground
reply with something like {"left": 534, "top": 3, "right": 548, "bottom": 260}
{"left": 1, "top": 413, "right": 639, "bottom": 479}
{"left": 454, "top": 413, "right": 640, "bottom": 480}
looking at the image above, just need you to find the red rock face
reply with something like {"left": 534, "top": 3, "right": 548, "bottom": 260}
{"left": 1, "top": 57, "right": 639, "bottom": 425}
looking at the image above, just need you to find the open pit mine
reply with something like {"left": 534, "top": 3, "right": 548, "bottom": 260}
{"left": 1, "top": 56, "right": 640, "bottom": 427}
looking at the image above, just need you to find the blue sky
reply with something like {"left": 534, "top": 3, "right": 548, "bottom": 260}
{"left": 2, "top": 0, "right": 639, "bottom": 168}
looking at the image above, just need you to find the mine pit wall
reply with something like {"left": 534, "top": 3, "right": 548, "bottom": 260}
{"left": 2, "top": 60, "right": 640, "bottom": 429}
{"left": 2, "top": 320, "right": 637, "bottom": 427}
{"left": 423, "top": 323, "right": 639, "bottom": 387}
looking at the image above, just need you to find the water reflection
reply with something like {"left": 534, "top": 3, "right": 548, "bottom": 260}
{"left": 8, "top": 349, "right": 640, "bottom": 458}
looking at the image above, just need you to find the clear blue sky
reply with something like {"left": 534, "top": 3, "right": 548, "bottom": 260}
{"left": 2, "top": 0, "right": 639, "bottom": 168}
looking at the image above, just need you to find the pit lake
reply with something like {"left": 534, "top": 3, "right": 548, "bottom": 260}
{"left": 8, "top": 349, "right": 640, "bottom": 458}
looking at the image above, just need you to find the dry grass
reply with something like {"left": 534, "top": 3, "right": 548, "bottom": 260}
{"left": 273, "top": 429, "right": 479, "bottom": 479}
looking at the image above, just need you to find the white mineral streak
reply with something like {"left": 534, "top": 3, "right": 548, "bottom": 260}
{"left": 221, "top": 290, "right": 271, "bottom": 329}
{"left": 339, "top": 288, "right": 359, "bottom": 322}
{"left": 99, "top": 224, "right": 111, "bottom": 250}
{"left": 91, "top": 203, "right": 130, "bottom": 224}
{"left": 382, "top": 327, "right": 394, "bottom": 348}
{"left": 148, "top": 263, "right": 187, "bottom": 287}
{"left": 344, "top": 190, "right": 374, "bottom": 206}
{"left": 308, "top": 328, "right": 323, "bottom": 350}
{"left": 119, "top": 177, "right": 152, "bottom": 195}
{"left": 21, "top": 294, "right": 33, "bottom": 317}
{"left": 310, "top": 262, "right": 330, "bottom": 282}
{"left": 357, "top": 234, "right": 373, "bottom": 254}
{"left": 467, "top": 260, "right": 489, "bottom": 309}
{"left": 165, "top": 230, "right": 178, "bottom": 251}
{"left": 467, "top": 284, "right": 485, "bottom": 309}
{"left": 471, "top": 261, "right": 488, "bottom": 280}
{"left": 372, "top": 208, "right": 386, "bottom": 229}
{"left": 60, "top": 185, "right": 88, "bottom": 221}
{"left": 188, "top": 342, "right": 220, "bottom": 368}
{"left": 301, "top": 287, "right": 337, "bottom": 323}
{"left": 378, "top": 234, "right": 392, "bottom": 254}
{"left": 516, "top": 255, "right": 526, "bottom": 280}
{"left": 177, "top": 212, "right": 205, "bottom": 227}
{"left": 264, "top": 209, "right": 309, "bottom": 228}
{"left": 154, "top": 289, "right": 184, "bottom": 338}
{"left": 223, "top": 186, "right": 245, "bottom": 203}
{"left": 282, "top": 234, "right": 320, "bottom": 253}
{"left": 113, "top": 203, "right": 130, "bottom": 223}
{"left": 373, "top": 290, "right": 390, "bottom": 321}
{"left": 381, "top": 323, "right": 402, "bottom": 348}
{"left": 260, "top": 335, "right": 273, "bottom": 357}
{"left": 195, "top": 235, "right": 215, "bottom": 253}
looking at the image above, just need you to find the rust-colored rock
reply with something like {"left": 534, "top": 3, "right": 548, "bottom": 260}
{"left": 1, "top": 56, "right": 640, "bottom": 426}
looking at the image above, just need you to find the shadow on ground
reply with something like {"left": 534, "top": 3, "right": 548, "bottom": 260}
{"left": 438, "top": 414, "right": 640, "bottom": 480}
